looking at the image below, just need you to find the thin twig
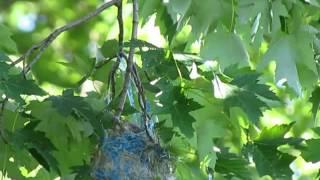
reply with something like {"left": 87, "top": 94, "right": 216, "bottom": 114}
{"left": 76, "top": 56, "right": 116, "bottom": 86}
{"left": 108, "top": 60, "right": 119, "bottom": 99}
{"left": 117, "top": 0, "right": 124, "bottom": 50}
{"left": 108, "top": 0, "right": 124, "bottom": 99}
{"left": 113, "top": 0, "right": 139, "bottom": 123}
{"left": 131, "top": 65, "right": 146, "bottom": 112}
{"left": 94, "top": 56, "right": 116, "bottom": 69}
{"left": 131, "top": 64, "right": 155, "bottom": 142}
{"left": 10, "top": 0, "right": 120, "bottom": 73}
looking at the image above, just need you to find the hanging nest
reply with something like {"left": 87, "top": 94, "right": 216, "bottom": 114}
{"left": 91, "top": 127, "right": 175, "bottom": 180}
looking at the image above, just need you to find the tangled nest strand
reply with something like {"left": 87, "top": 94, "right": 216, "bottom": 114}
{"left": 92, "top": 129, "right": 175, "bottom": 180}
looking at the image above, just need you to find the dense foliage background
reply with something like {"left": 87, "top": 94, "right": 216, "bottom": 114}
{"left": 1, "top": 0, "right": 320, "bottom": 179}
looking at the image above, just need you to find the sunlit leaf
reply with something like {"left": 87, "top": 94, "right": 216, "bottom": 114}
{"left": 259, "top": 30, "right": 318, "bottom": 94}
{"left": 201, "top": 32, "right": 249, "bottom": 69}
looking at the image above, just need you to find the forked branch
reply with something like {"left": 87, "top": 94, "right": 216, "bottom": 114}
{"left": 11, "top": 0, "right": 120, "bottom": 74}
{"left": 113, "top": 0, "right": 139, "bottom": 123}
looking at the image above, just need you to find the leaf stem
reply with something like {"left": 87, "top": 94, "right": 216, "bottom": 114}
{"left": 230, "top": 0, "right": 235, "bottom": 32}
{"left": 173, "top": 58, "right": 183, "bottom": 85}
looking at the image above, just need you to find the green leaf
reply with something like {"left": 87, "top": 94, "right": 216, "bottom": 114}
{"left": 91, "top": 58, "right": 113, "bottom": 82}
{"left": 192, "top": 107, "right": 228, "bottom": 168}
{"left": 300, "top": 139, "right": 320, "bottom": 163}
{"left": 0, "top": 51, "right": 10, "bottom": 61}
{"left": 3, "top": 109, "right": 28, "bottom": 132}
{"left": 237, "top": 0, "right": 287, "bottom": 46}
{"left": 310, "top": 86, "right": 320, "bottom": 119}
{"left": 195, "top": 111, "right": 221, "bottom": 168}
{"left": 271, "top": 0, "right": 289, "bottom": 32}
{"left": 312, "top": 127, "right": 320, "bottom": 136}
{"left": 156, "top": 124, "right": 176, "bottom": 143}
{"left": 189, "top": 0, "right": 233, "bottom": 37}
{"left": 27, "top": 101, "right": 94, "bottom": 174}
{"left": 175, "top": 161, "right": 207, "bottom": 180}
{"left": 305, "top": 0, "right": 320, "bottom": 7}
{"left": 248, "top": 143, "right": 295, "bottom": 178}
{"left": 223, "top": 69, "right": 279, "bottom": 124}
{"left": 71, "top": 163, "right": 92, "bottom": 180}
{"left": 168, "top": 135, "right": 194, "bottom": 156}
{"left": 155, "top": 4, "right": 177, "bottom": 41}
{"left": 139, "top": 0, "right": 161, "bottom": 25}
{"left": 0, "top": 62, "right": 11, "bottom": 79}
{"left": 259, "top": 30, "right": 318, "bottom": 94}
{"left": 52, "top": 139, "right": 93, "bottom": 176}
{"left": 224, "top": 91, "right": 267, "bottom": 124}
{"left": 257, "top": 123, "right": 295, "bottom": 144}
{"left": 10, "top": 121, "right": 60, "bottom": 174}
{"left": 40, "top": 90, "right": 109, "bottom": 139}
{"left": 171, "top": 107, "right": 198, "bottom": 138}
{"left": 0, "top": 75, "right": 46, "bottom": 103}
{"left": 247, "top": 123, "right": 297, "bottom": 178}
{"left": 0, "top": 142, "right": 40, "bottom": 179}
{"left": 100, "top": 39, "right": 119, "bottom": 58}
{"left": 28, "top": 100, "right": 79, "bottom": 141}
{"left": 0, "top": 24, "right": 17, "bottom": 53}
{"left": 141, "top": 49, "right": 190, "bottom": 80}
{"left": 48, "top": 89, "right": 95, "bottom": 120}
{"left": 229, "top": 70, "right": 279, "bottom": 101}
{"left": 215, "top": 150, "right": 251, "bottom": 179}
{"left": 166, "top": 0, "right": 192, "bottom": 23}
{"left": 57, "top": 55, "right": 94, "bottom": 75}
{"left": 201, "top": 32, "right": 249, "bottom": 69}
{"left": 141, "top": 49, "right": 164, "bottom": 69}
{"left": 156, "top": 86, "right": 202, "bottom": 137}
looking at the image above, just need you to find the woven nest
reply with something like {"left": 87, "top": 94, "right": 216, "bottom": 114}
{"left": 91, "top": 129, "right": 174, "bottom": 180}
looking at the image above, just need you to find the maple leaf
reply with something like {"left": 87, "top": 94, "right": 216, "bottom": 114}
{"left": 222, "top": 68, "right": 279, "bottom": 124}
{"left": 259, "top": 29, "right": 318, "bottom": 95}
{"left": 156, "top": 86, "right": 202, "bottom": 138}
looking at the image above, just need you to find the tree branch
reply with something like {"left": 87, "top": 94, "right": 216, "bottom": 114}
{"left": 131, "top": 64, "right": 156, "bottom": 142}
{"left": 117, "top": 1, "right": 124, "bottom": 50}
{"left": 113, "top": 0, "right": 139, "bottom": 123}
{"left": 10, "top": 0, "right": 120, "bottom": 74}
{"left": 108, "top": 0, "right": 124, "bottom": 99}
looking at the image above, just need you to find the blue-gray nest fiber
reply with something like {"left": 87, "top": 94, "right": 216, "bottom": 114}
{"left": 92, "top": 130, "right": 174, "bottom": 180}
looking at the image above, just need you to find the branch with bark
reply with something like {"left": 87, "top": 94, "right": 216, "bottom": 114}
{"left": 111, "top": 0, "right": 155, "bottom": 142}
{"left": 112, "top": 0, "right": 139, "bottom": 123}
{"left": 108, "top": 0, "right": 124, "bottom": 100}
{"left": 10, "top": 0, "right": 120, "bottom": 74}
